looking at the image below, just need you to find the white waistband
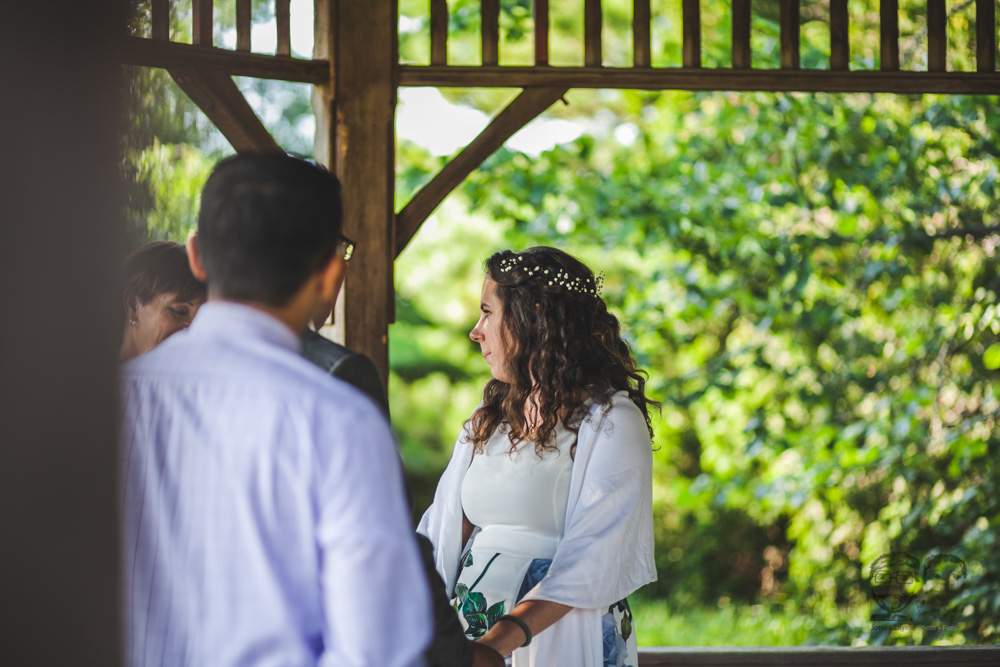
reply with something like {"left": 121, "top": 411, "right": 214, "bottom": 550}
{"left": 471, "top": 526, "right": 560, "bottom": 559}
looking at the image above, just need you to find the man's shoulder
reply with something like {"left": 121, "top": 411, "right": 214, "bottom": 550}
{"left": 300, "top": 329, "right": 354, "bottom": 371}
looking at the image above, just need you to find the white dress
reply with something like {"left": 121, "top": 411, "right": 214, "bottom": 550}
{"left": 419, "top": 391, "right": 656, "bottom": 667}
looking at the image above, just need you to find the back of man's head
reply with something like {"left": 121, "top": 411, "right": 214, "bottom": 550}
{"left": 197, "top": 153, "right": 344, "bottom": 306}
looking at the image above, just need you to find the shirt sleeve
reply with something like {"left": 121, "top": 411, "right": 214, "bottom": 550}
{"left": 315, "top": 400, "right": 432, "bottom": 667}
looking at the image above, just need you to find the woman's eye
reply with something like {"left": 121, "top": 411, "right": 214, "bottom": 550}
{"left": 169, "top": 308, "right": 189, "bottom": 318}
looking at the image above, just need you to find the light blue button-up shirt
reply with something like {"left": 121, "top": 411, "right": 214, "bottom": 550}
{"left": 120, "top": 302, "right": 431, "bottom": 666}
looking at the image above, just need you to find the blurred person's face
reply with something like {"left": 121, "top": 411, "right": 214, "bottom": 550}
{"left": 122, "top": 292, "right": 203, "bottom": 361}
{"left": 470, "top": 277, "right": 509, "bottom": 382}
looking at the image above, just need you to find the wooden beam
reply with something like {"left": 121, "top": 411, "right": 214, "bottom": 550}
{"left": 236, "top": 0, "right": 251, "bottom": 51}
{"left": 431, "top": 0, "right": 448, "bottom": 65}
{"left": 335, "top": 0, "right": 397, "bottom": 384}
{"left": 276, "top": 0, "right": 291, "bottom": 57}
{"left": 169, "top": 68, "right": 282, "bottom": 153}
{"left": 682, "top": 0, "right": 701, "bottom": 68}
{"left": 780, "top": 0, "right": 800, "bottom": 70}
{"left": 732, "top": 0, "right": 751, "bottom": 69}
{"left": 636, "top": 646, "right": 1000, "bottom": 666}
{"left": 121, "top": 37, "right": 328, "bottom": 83}
{"left": 398, "top": 64, "right": 1000, "bottom": 94}
{"left": 192, "top": 0, "right": 213, "bottom": 46}
{"left": 977, "top": 0, "right": 996, "bottom": 73}
{"left": 482, "top": 0, "right": 499, "bottom": 66}
{"left": 634, "top": 0, "right": 651, "bottom": 67}
{"left": 928, "top": 0, "right": 946, "bottom": 72}
{"left": 830, "top": 0, "right": 849, "bottom": 70}
{"left": 395, "top": 87, "right": 568, "bottom": 257}
{"left": 880, "top": 0, "right": 899, "bottom": 71}
{"left": 152, "top": 0, "right": 169, "bottom": 41}
{"left": 585, "top": 0, "right": 602, "bottom": 66}
{"left": 534, "top": 0, "right": 549, "bottom": 65}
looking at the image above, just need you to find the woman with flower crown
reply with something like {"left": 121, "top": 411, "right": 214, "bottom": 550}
{"left": 418, "top": 246, "right": 658, "bottom": 667}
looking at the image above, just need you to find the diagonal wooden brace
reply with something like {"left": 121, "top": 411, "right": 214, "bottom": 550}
{"left": 394, "top": 86, "right": 569, "bottom": 257}
{"left": 168, "top": 68, "right": 282, "bottom": 154}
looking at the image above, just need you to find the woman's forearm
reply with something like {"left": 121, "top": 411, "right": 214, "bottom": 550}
{"left": 476, "top": 599, "right": 573, "bottom": 658}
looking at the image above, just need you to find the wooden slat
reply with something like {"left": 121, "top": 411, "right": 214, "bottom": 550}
{"left": 534, "top": 0, "right": 549, "bottom": 65}
{"left": 637, "top": 646, "right": 1000, "bottom": 666}
{"left": 192, "top": 0, "right": 212, "bottom": 46}
{"left": 152, "top": 0, "right": 169, "bottom": 40}
{"left": 830, "top": 0, "right": 849, "bottom": 70}
{"left": 977, "top": 0, "right": 996, "bottom": 73}
{"left": 682, "top": 0, "right": 701, "bottom": 68}
{"left": 732, "top": 0, "right": 751, "bottom": 69}
{"left": 396, "top": 87, "right": 569, "bottom": 257}
{"left": 121, "top": 37, "right": 329, "bottom": 83}
{"left": 431, "top": 0, "right": 448, "bottom": 65}
{"left": 928, "top": 0, "right": 946, "bottom": 72}
{"left": 880, "top": 0, "right": 899, "bottom": 71}
{"left": 398, "top": 64, "right": 1000, "bottom": 94}
{"left": 634, "top": 0, "right": 651, "bottom": 67}
{"left": 780, "top": 0, "right": 800, "bottom": 70}
{"left": 585, "top": 0, "right": 602, "bottom": 66}
{"left": 236, "top": 0, "right": 251, "bottom": 52}
{"left": 482, "top": 0, "right": 499, "bottom": 66}
{"left": 276, "top": 0, "right": 291, "bottom": 56}
{"left": 169, "top": 68, "right": 282, "bottom": 153}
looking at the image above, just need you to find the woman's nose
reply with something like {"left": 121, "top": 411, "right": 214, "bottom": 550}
{"left": 469, "top": 324, "right": 483, "bottom": 342}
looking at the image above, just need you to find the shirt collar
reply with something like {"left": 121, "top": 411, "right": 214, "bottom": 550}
{"left": 188, "top": 301, "right": 301, "bottom": 353}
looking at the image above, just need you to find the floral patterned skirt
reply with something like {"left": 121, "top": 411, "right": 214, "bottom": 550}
{"left": 452, "top": 548, "right": 637, "bottom": 667}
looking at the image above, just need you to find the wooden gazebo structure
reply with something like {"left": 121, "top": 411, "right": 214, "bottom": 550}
{"left": 121, "top": 0, "right": 1000, "bottom": 388}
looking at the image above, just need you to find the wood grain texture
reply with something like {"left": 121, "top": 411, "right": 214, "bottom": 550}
{"left": 276, "top": 0, "right": 291, "bottom": 56}
{"left": 152, "top": 0, "right": 169, "bottom": 41}
{"left": 634, "top": 0, "right": 651, "bottom": 67}
{"left": 121, "top": 37, "right": 328, "bottom": 82}
{"left": 431, "top": 0, "right": 448, "bottom": 65}
{"left": 977, "top": 0, "right": 996, "bottom": 73}
{"left": 585, "top": 0, "right": 602, "bottom": 66}
{"left": 482, "top": 0, "right": 499, "bottom": 66}
{"left": 830, "top": 0, "right": 848, "bottom": 70}
{"left": 683, "top": 0, "right": 701, "bottom": 68}
{"left": 928, "top": 0, "right": 946, "bottom": 72}
{"left": 169, "top": 68, "right": 282, "bottom": 153}
{"left": 192, "top": 0, "right": 212, "bottom": 46}
{"left": 398, "top": 64, "right": 1000, "bottom": 94}
{"left": 534, "top": 0, "right": 549, "bottom": 65}
{"left": 780, "top": 0, "right": 800, "bottom": 70}
{"left": 236, "top": 0, "right": 251, "bottom": 51}
{"left": 880, "top": 0, "right": 899, "bottom": 70}
{"left": 732, "top": 0, "right": 751, "bottom": 69}
{"left": 396, "top": 87, "right": 568, "bottom": 257}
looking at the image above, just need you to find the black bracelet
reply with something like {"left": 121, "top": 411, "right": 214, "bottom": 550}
{"left": 497, "top": 614, "right": 532, "bottom": 647}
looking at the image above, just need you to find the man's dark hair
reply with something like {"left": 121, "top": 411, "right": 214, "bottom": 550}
{"left": 197, "top": 153, "right": 344, "bottom": 306}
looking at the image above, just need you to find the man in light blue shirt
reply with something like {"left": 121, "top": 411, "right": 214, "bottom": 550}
{"left": 120, "top": 154, "right": 432, "bottom": 666}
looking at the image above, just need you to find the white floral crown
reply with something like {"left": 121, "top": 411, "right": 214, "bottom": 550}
{"left": 498, "top": 255, "right": 604, "bottom": 296}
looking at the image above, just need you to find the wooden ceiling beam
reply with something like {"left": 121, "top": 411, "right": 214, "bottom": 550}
{"left": 395, "top": 86, "right": 568, "bottom": 258}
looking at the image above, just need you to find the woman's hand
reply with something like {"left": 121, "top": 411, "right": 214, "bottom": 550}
{"left": 476, "top": 600, "right": 573, "bottom": 658}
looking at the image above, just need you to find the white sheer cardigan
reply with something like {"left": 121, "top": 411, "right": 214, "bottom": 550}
{"left": 417, "top": 390, "right": 656, "bottom": 667}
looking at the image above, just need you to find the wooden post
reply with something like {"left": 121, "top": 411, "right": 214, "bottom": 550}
{"left": 585, "top": 0, "right": 602, "bottom": 66}
{"left": 237, "top": 0, "right": 251, "bottom": 51}
{"left": 431, "top": 0, "right": 448, "bottom": 65}
{"left": 327, "top": 0, "right": 397, "bottom": 385}
{"left": 780, "top": 0, "right": 800, "bottom": 70}
{"left": 682, "top": 0, "right": 701, "bottom": 68}
{"left": 732, "top": 0, "right": 751, "bottom": 69}
{"left": 634, "top": 0, "right": 651, "bottom": 67}
{"left": 830, "top": 0, "right": 849, "bottom": 70}
{"left": 192, "top": 0, "right": 212, "bottom": 46}
{"left": 152, "top": 0, "right": 169, "bottom": 41}
{"left": 276, "top": 0, "right": 291, "bottom": 56}
{"left": 928, "top": 0, "right": 946, "bottom": 72}
{"left": 880, "top": 0, "right": 899, "bottom": 70}
{"left": 483, "top": 0, "right": 499, "bottom": 66}
{"left": 976, "top": 0, "right": 996, "bottom": 73}
{"left": 534, "top": 0, "right": 549, "bottom": 65}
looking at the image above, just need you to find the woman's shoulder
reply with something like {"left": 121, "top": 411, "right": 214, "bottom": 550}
{"left": 584, "top": 389, "right": 644, "bottom": 424}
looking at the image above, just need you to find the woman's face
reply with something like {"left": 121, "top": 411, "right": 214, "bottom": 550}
{"left": 123, "top": 292, "right": 203, "bottom": 360}
{"left": 470, "top": 277, "right": 510, "bottom": 382}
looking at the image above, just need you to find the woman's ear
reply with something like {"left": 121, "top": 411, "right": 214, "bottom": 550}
{"left": 186, "top": 234, "right": 208, "bottom": 282}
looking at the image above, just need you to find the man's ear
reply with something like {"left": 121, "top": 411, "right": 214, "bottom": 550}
{"left": 318, "top": 255, "right": 347, "bottom": 304}
{"left": 186, "top": 234, "right": 208, "bottom": 282}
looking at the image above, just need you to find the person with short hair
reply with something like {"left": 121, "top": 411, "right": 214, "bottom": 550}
{"left": 120, "top": 153, "right": 431, "bottom": 667}
{"left": 118, "top": 240, "right": 206, "bottom": 361}
{"left": 419, "top": 246, "right": 658, "bottom": 667}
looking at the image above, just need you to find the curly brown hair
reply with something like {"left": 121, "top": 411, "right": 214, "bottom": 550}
{"left": 468, "top": 246, "right": 657, "bottom": 457}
